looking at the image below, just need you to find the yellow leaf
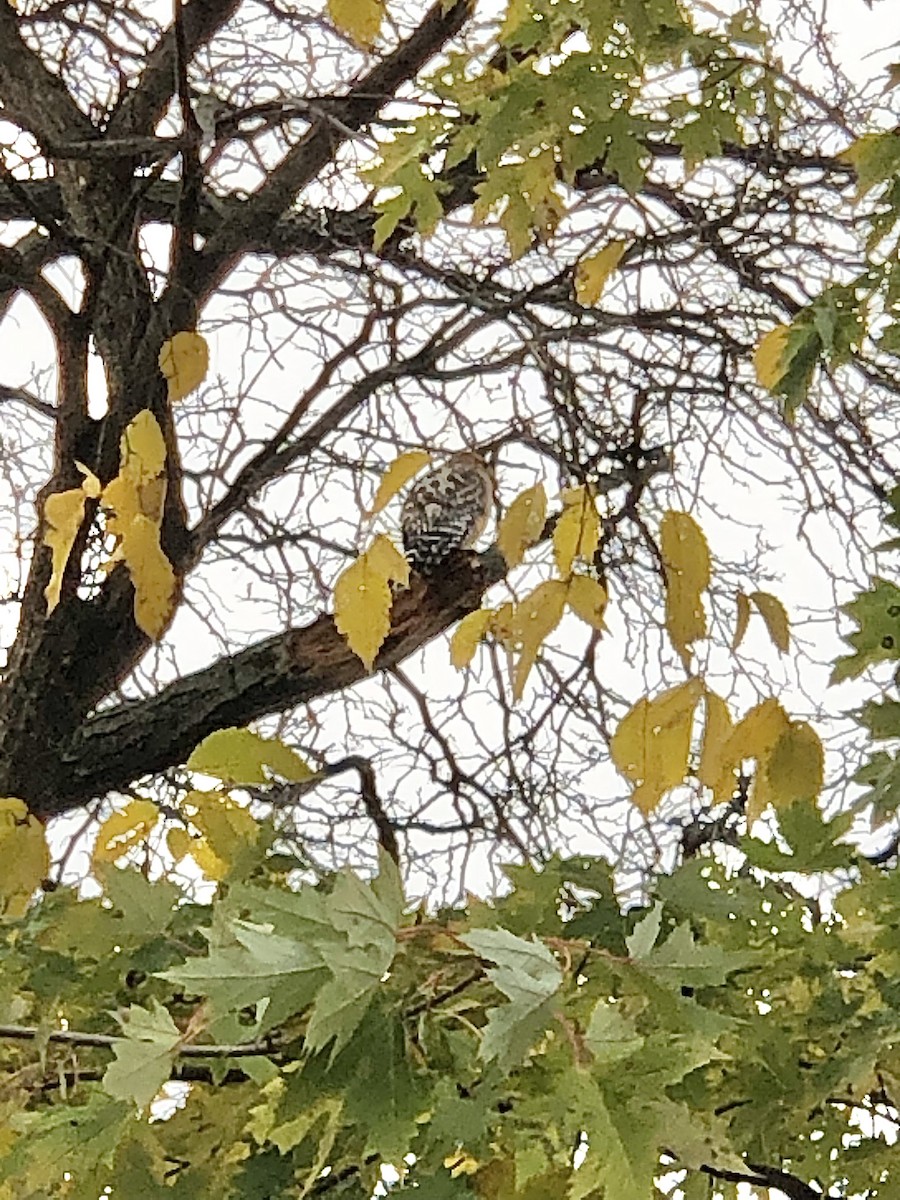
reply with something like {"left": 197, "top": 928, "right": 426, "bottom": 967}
{"left": 727, "top": 697, "right": 790, "bottom": 766}
{"left": 553, "top": 486, "right": 600, "bottom": 576}
{"left": 611, "top": 680, "right": 703, "bottom": 815}
{"left": 510, "top": 579, "right": 567, "bottom": 700}
{"left": 75, "top": 461, "right": 101, "bottom": 498}
{"left": 764, "top": 721, "right": 824, "bottom": 810}
{"left": 754, "top": 324, "right": 791, "bottom": 391}
{"left": 120, "top": 408, "right": 167, "bottom": 481}
{"left": 451, "top": 609, "right": 494, "bottom": 668}
{"left": 490, "top": 601, "right": 516, "bottom": 648}
{"left": 725, "top": 697, "right": 791, "bottom": 825}
{"left": 660, "top": 510, "right": 710, "bottom": 664}
{"left": 158, "top": 331, "right": 210, "bottom": 402}
{"left": 497, "top": 483, "right": 547, "bottom": 567}
{"left": 0, "top": 798, "right": 49, "bottom": 918}
{"left": 120, "top": 514, "right": 177, "bottom": 639}
{"left": 92, "top": 799, "right": 159, "bottom": 867}
{"left": 749, "top": 590, "right": 790, "bottom": 653}
{"left": 445, "top": 1152, "right": 480, "bottom": 1178}
{"left": 104, "top": 417, "right": 162, "bottom": 529}
{"left": 365, "top": 533, "right": 410, "bottom": 588}
{"left": 168, "top": 824, "right": 226, "bottom": 880}
{"left": 328, "top": 0, "right": 384, "bottom": 47}
{"left": 186, "top": 790, "right": 259, "bottom": 877}
{"left": 697, "top": 691, "right": 735, "bottom": 803}
{"left": 186, "top": 836, "right": 228, "bottom": 882}
{"left": 334, "top": 538, "right": 405, "bottom": 670}
{"left": 574, "top": 240, "right": 628, "bottom": 306}
{"left": 167, "top": 827, "right": 193, "bottom": 863}
{"left": 732, "top": 592, "right": 751, "bottom": 651}
{"left": 42, "top": 486, "right": 89, "bottom": 614}
{"left": 187, "top": 728, "right": 312, "bottom": 784}
{"left": 566, "top": 575, "right": 607, "bottom": 630}
{"left": 0, "top": 797, "right": 28, "bottom": 821}
{"left": 368, "top": 450, "right": 432, "bottom": 515}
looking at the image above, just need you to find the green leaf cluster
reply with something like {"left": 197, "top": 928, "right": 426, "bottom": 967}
{"left": 1, "top": 829, "right": 899, "bottom": 1198}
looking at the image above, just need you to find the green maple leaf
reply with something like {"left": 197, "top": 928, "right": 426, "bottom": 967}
{"left": 159, "top": 919, "right": 327, "bottom": 1031}
{"left": 831, "top": 577, "right": 900, "bottom": 682}
{"left": 103, "top": 1000, "right": 182, "bottom": 1110}
{"left": 462, "top": 927, "right": 562, "bottom": 1070}
{"left": 3, "top": 1096, "right": 130, "bottom": 1193}
{"left": 639, "top": 920, "right": 756, "bottom": 987}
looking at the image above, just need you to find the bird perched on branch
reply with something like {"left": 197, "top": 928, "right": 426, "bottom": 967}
{"left": 400, "top": 451, "right": 494, "bottom": 574}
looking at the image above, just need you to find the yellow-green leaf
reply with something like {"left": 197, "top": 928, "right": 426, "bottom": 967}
{"left": 574, "top": 240, "right": 628, "bottom": 306}
{"left": 365, "top": 532, "right": 410, "bottom": 588}
{"left": 510, "top": 579, "right": 567, "bottom": 700}
{"left": 188, "top": 728, "right": 313, "bottom": 784}
{"left": 839, "top": 130, "right": 900, "bottom": 195}
{"left": 611, "top": 680, "right": 704, "bottom": 815}
{"left": 697, "top": 691, "right": 735, "bottom": 803}
{"left": 185, "top": 789, "right": 260, "bottom": 878}
{"left": 92, "top": 799, "right": 159, "bottom": 867}
{"left": 724, "top": 697, "right": 791, "bottom": 825}
{"left": 497, "top": 483, "right": 547, "bottom": 567}
{"left": 0, "top": 798, "right": 49, "bottom": 918}
{"left": 661, "top": 511, "right": 710, "bottom": 664}
{"left": 158, "top": 331, "right": 209, "bottom": 402}
{"left": 765, "top": 721, "right": 824, "bottom": 809}
{"left": 368, "top": 450, "right": 432, "bottom": 515}
{"left": 553, "top": 486, "right": 600, "bottom": 576}
{"left": 119, "top": 409, "right": 167, "bottom": 481}
{"left": 42, "top": 485, "right": 89, "bottom": 614}
{"left": 732, "top": 592, "right": 751, "bottom": 651}
{"left": 566, "top": 575, "right": 607, "bottom": 630}
{"left": 451, "top": 609, "right": 494, "bottom": 668}
{"left": 334, "top": 536, "right": 406, "bottom": 670}
{"left": 328, "top": 0, "right": 384, "bottom": 47}
{"left": 754, "top": 324, "right": 791, "bottom": 391}
{"left": 120, "top": 513, "right": 177, "bottom": 639}
{"left": 749, "top": 590, "right": 790, "bottom": 653}
{"left": 166, "top": 827, "right": 194, "bottom": 864}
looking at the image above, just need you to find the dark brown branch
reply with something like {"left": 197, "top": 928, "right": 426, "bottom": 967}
{"left": 104, "top": 0, "right": 242, "bottom": 140}
{"left": 45, "top": 552, "right": 506, "bottom": 820}
{"left": 193, "top": 0, "right": 473, "bottom": 295}
{"left": 321, "top": 756, "right": 400, "bottom": 866}
{"left": 701, "top": 1159, "right": 839, "bottom": 1200}
{"left": 0, "top": 4, "right": 95, "bottom": 144}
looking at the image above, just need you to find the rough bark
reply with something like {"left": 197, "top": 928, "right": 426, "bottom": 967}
{"left": 0, "top": 0, "right": 487, "bottom": 822}
{"left": 34, "top": 551, "right": 506, "bottom": 820}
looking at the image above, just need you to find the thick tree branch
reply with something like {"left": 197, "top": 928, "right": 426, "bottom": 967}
{"left": 45, "top": 552, "right": 507, "bottom": 820}
{"left": 104, "top": 0, "right": 242, "bottom": 139}
{"left": 0, "top": 4, "right": 95, "bottom": 144}
{"left": 193, "top": 0, "right": 473, "bottom": 294}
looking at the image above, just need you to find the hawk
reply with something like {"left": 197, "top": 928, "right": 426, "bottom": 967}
{"left": 400, "top": 452, "right": 494, "bottom": 574}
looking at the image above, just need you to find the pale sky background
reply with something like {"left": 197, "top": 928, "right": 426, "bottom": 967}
{"left": 1, "top": 2, "right": 898, "bottom": 1192}
{"left": 0, "top": 0, "right": 897, "bottom": 882}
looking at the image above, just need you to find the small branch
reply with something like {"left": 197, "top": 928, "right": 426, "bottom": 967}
{"left": 0, "top": 382, "right": 56, "bottom": 421}
{"left": 700, "top": 1160, "right": 839, "bottom": 1200}
{"left": 44, "top": 136, "right": 189, "bottom": 161}
{"left": 326, "top": 756, "right": 400, "bottom": 865}
{"left": 253, "top": 754, "right": 400, "bottom": 864}
{"left": 0, "top": 1023, "right": 278, "bottom": 1059}
{"left": 104, "top": 0, "right": 242, "bottom": 140}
